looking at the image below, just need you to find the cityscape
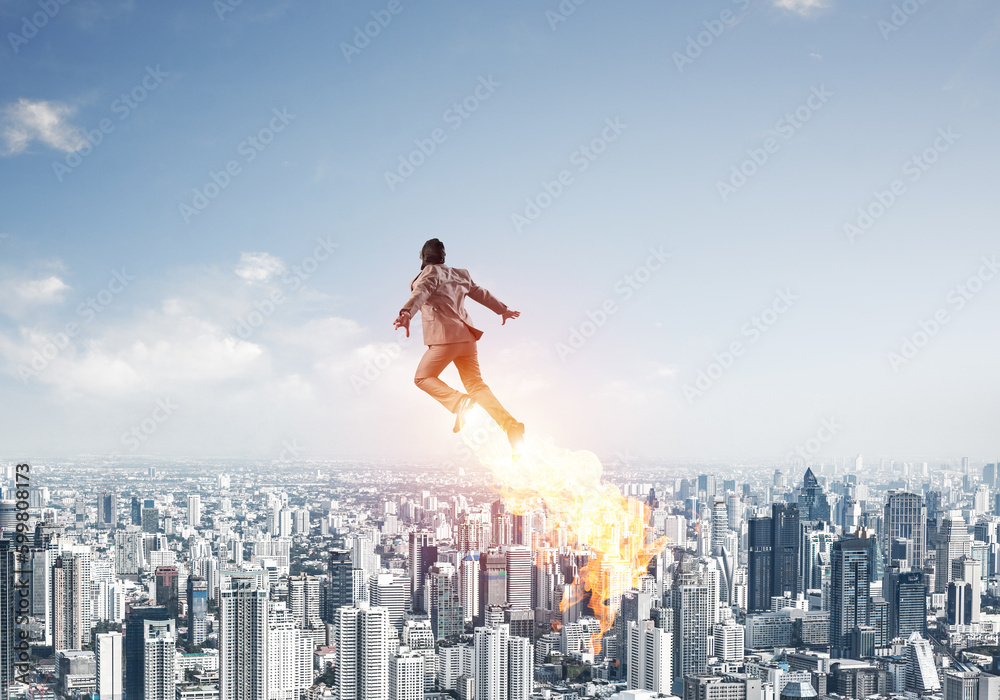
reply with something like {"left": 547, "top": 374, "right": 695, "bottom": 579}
{"left": 2, "top": 450, "right": 1000, "bottom": 700}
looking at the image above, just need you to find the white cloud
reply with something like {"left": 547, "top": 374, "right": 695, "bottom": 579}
{"left": 774, "top": 0, "right": 830, "bottom": 16}
{"left": 15, "top": 276, "right": 69, "bottom": 303}
{"left": 235, "top": 252, "right": 286, "bottom": 283}
{"left": 0, "top": 273, "right": 70, "bottom": 317}
{"left": 1, "top": 99, "right": 86, "bottom": 155}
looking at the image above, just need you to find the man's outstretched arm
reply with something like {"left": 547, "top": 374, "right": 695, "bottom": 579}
{"left": 468, "top": 280, "right": 519, "bottom": 323}
{"left": 394, "top": 267, "right": 440, "bottom": 336}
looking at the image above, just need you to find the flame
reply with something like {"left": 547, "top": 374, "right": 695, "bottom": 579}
{"left": 459, "top": 408, "right": 667, "bottom": 654}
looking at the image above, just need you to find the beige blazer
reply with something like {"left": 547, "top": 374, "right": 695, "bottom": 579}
{"left": 401, "top": 264, "right": 509, "bottom": 345}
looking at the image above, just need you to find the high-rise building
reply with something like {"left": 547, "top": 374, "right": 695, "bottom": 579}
{"left": 187, "top": 576, "right": 208, "bottom": 645}
{"left": 131, "top": 497, "right": 142, "bottom": 526}
{"left": 884, "top": 492, "right": 927, "bottom": 571}
{"left": 508, "top": 634, "right": 533, "bottom": 700}
{"left": 52, "top": 554, "right": 83, "bottom": 651}
{"left": 459, "top": 554, "right": 479, "bottom": 624}
{"left": 830, "top": 536, "right": 870, "bottom": 657}
{"left": 98, "top": 491, "right": 117, "bottom": 529}
{"left": 369, "top": 573, "right": 410, "bottom": 634}
{"left": 124, "top": 605, "right": 168, "bottom": 700}
{"left": 885, "top": 568, "right": 926, "bottom": 641}
{"left": 335, "top": 603, "right": 391, "bottom": 700}
{"left": 288, "top": 574, "right": 322, "bottom": 629}
{"left": 389, "top": 650, "right": 424, "bottom": 700}
{"left": 627, "top": 619, "right": 671, "bottom": 694}
{"left": 671, "top": 580, "right": 710, "bottom": 679}
{"left": 408, "top": 531, "right": 436, "bottom": 613}
{"left": 115, "top": 528, "right": 144, "bottom": 576}
{"left": 904, "top": 631, "right": 941, "bottom": 692}
{"left": 426, "top": 563, "right": 463, "bottom": 641}
{"left": 474, "top": 623, "right": 509, "bottom": 700}
{"left": 477, "top": 549, "right": 507, "bottom": 627}
{"left": 142, "top": 619, "right": 176, "bottom": 700}
{"left": 505, "top": 546, "right": 532, "bottom": 611}
{"left": 771, "top": 503, "right": 800, "bottom": 599}
{"left": 327, "top": 549, "right": 357, "bottom": 622}
{"left": 947, "top": 556, "right": 982, "bottom": 626}
{"left": 936, "top": 514, "right": 972, "bottom": 593}
{"left": 1, "top": 540, "right": 14, "bottom": 700}
{"left": 187, "top": 495, "right": 201, "bottom": 528}
{"left": 710, "top": 498, "right": 729, "bottom": 556}
{"left": 95, "top": 632, "right": 123, "bottom": 700}
{"left": 220, "top": 571, "right": 268, "bottom": 700}
{"left": 798, "top": 468, "right": 831, "bottom": 523}
{"left": 154, "top": 566, "right": 179, "bottom": 619}
{"left": 268, "top": 605, "right": 314, "bottom": 700}
{"left": 747, "top": 517, "right": 772, "bottom": 612}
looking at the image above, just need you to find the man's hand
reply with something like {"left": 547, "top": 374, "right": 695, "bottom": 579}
{"left": 501, "top": 309, "right": 520, "bottom": 325}
{"left": 393, "top": 310, "right": 411, "bottom": 337}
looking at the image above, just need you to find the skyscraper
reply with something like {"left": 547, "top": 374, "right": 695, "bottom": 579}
{"left": 477, "top": 549, "right": 507, "bottom": 627}
{"left": 288, "top": 574, "right": 322, "bottom": 629}
{"left": 505, "top": 546, "right": 532, "bottom": 611}
{"left": 142, "top": 619, "right": 176, "bottom": 700}
{"left": 885, "top": 568, "right": 926, "bottom": 641}
{"left": 508, "top": 634, "right": 533, "bottom": 700}
{"left": 52, "top": 554, "right": 83, "bottom": 651}
{"left": 268, "top": 605, "right": 314, "bottom": 700}
{"left": 369, "top": 573, "right": 410, "bottom": 635}
{"left": 220, "top": 571, "right": 268, "bottom": 700}
{"left": 124, "top": 605, "right": 168, "bottom": 700}
{"left": 627, "top": 619, "right": 671, "bottom": 694}
{"left": 747, "top": 517, "right": 772, "bottom": 612}
{"left": 95, "top": 632, "right": 123, "bottom": 700}
{"left": 426, "top": 562, "right": 463, "bottom": 641}
{"left": 671, "top": 579, "right": 710, "bottom": 679}
{"left": 831, "top": 536, "right": 871, "bottom": 657}
{"left": 474, "top": 623, "right": 509, "bottom": 700}
{"left": 98, "top": 491, "right": 117, "bottom": 529}
{"left": 388, "top": 650, "right": 424, "bottom": 700}
{"left": 187, "top": 576, "right": 208, "bottom": 645}
{"left": 408, "top": 531, "right": 436, "bottom": 613}
{"left": 771, "top": 503, "right": 800, "bottom": 599}
{"left": 154, "top": 566, "right": 179, "bottom": 619}
{"left": 187, "top": 495, "right": 201, "bottom": 527}
{"left": 710, "top": 498, "right": 729, "bottom": 556}
{"left": 884, "top": 492, "right": 927, "bottom": 571}
{"left": 335, "top": 603, "right": 391, "bottom": 700}
{"left": 798, "top": 468, "right": 830, "bottom": 523}
{"left": 327, "top": 549, "right": 357, "bottom": 622}
{"left": 936, "top": 514, "right": 972, "bottom": 593}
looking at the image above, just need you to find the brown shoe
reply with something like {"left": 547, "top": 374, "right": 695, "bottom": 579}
{"left": 453, "top": 395, "right": 475, "bottom": 433}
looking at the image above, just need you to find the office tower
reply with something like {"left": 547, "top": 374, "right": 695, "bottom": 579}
{"left": 370, "top": 573, "right": 410, "bottom": 634}
{"left": 142, "top": 506, "right": 159, "bottom": 533}
{"left": 335, "top": 603, "right": 391, "bottom": 700}
{"left": 124, "top": 605, "right": 168, "bottom": 700}
{"left": 747, "top": 517, "right": 772, "bottom": 612}
{"left": 95, "top": 632, "right": 123, "bottom": 700}
{"left": 947, "top": 556, "right": 982, "bottom": 626}
{"left": 154, "top": 566, "right": 179, "bottom": 618}
{"left": 904, "top": 632, "right": 941, "bottom": 692}
{"left": 665, "top": 515, "right": 686, "bottom": 547}
{"left": 671, "top": 580, "right": 710, "bottom": 679}
{"left": 616, "top": 589, "right": 654, "bottom": 677}
{"left": 830, "top": 536, "right": 870, "bottom": 657}
{"left": 220, "top": 571, "right": 268, "bottom": 700}
{"left": 288, "top": 574, "right": 322, "bottom": 629}
{"left": 627, "top": 620, "right": 671, "bottom": 693}
{"left": 884, "top": 492, "right": 927, "bottom": 571}
{"left": 426, "top": 563, "right": 463, "bottom": 641}
{"left": 508, "top": 634, "right": 533, "bottom": 700}
{"left": 187, "top": 495, "right": 201, "bottom": 527}
{"left": 142, "top": 619, "right": 175, "bottom": 700}
{"left": 131, "top": 497, "right": 142, "bottom": 526}
{"left": 474, "top": 623, "right": 509, "bottom": 700}
{"left": 801, "top": 522, "right": 834, "bottom": 592}
{"left": 858, "top": 528, "right": 885, "bottom": 583}
{"left": 389, "top": 650, "right": 424, "bottom": 700}
{"left": 477, "top": 549, "right": 507, "bottom": 626}
{"left": 936, "top": 514, "right": 972, "bottom": 593}
{"left": 187, "top": 576, "right": 208, "bottom": 645}
{"left": 1, "top": 540, "right": 13, "bottom": 700}
{"left": 98, "top": 491, "right": 117, "bottom": 529}
{"left": 943, "top": 670, "right": 1000, "bottom": 700}
{"left": 698, "top": 474, "right": 717, "bottom": 498}
{"left": 52, "top": 554, "right": 83, "bottom": 651}
{"left": 885, "top": 568, "right": 926, "bottom": 640}
{"left": 798, "top": 468, "right": 831, "bottom": 523}
{"left": 771, "top": 503, "right": 800, "bottom": 599}
{"left": 710, "top": 498, "right": 729, "bottom": 556}
{"left": 725, "top": 493, "right": 742, "bottom": 532}
{"left": 327, "top": 549, "right": 357, "bottom": 621}
{"left": 408, "top": 531, "right": 436, "bottom": 613}
{"left": 459, "top": 554, "right": 479, "bottom": 624}
{"left": 505, "top": 546, "right": 532, "bottom": 611}
{"left": 268, "top": 605, "right": 314, "bottom": 700}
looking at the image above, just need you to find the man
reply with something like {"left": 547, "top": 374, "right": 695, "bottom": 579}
{"left": 393, "top": 238, "right": 525, "bottom": 453}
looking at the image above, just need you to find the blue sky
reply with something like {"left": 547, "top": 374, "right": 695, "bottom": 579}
{"left": 1, "top": 0, "right": 998, "bottom": 464}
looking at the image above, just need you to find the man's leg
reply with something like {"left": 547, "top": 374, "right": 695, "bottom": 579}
{"left": 452, "top": 343, "right": 518, "bottom": 433}
{"left": 414, "top": 343, "right": 466, "bottom": 413}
